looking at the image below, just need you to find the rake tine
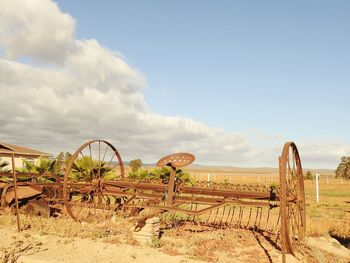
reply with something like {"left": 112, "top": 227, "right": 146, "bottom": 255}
{"left": 245, "top": 207, "right": 252, "bottom": 229}
{"left": 225, "top": 206, "right": 232, "bottom": 225}
{"left": 192, "top": 203, "right": 198, "bottom": 224}
{"left": 229, "top": 206, "right": 236, "bottom": 225}
{"left": 253, "top": 207, "right": 260, "bottom": 231}
{"left": 206, "top": 210, "right": 212, "bottom": 225}
{"left": 213, "top": 207, "right": 220, "bottom": 225}
{"left": 264, "top": 207, "right": 271, "bottom": 231}
{"left": 238, "top": 207, "right": 243, "bottom": 227}
{"left": 186, "top": 203, "right": 193, "bottom": 221}
{"left": 257, "top": 207, "right": 263, "bottom": 229}
{"left": 219, "top": 205, "right": 226, "bottom": 225}
{"left": 274, "top": 208, "right": 281, "bottom": 233}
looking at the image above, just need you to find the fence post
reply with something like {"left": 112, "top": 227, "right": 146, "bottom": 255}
{"left": 315, "top": 173, "right": 319, "bottom": 203}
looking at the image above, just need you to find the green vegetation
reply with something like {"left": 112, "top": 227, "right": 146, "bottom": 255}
{"left": 55, "top": 151, "right": 72, "bottom": 176}
{"left": 129, "top": 159, "right": 142, "bottom": 172}
{"left": 15, "top": 157, "right": 58, "bottom": 182}
{"left": 304, "top": 170, "right": 314, "bottom": 180}
{"left": 127, "top": 159, "right": 195, "bottom": 186}
{"left": 70, "top": 156, "right": 114, "bottom": 182}
{"left": 0, "top": 158, "right": 11, "bottom": 173}
{"left": 17, "top": 157, "right": 57, "bottom": 175}
{"left": 335, "top": 156, "right": 350, "bottom": 180}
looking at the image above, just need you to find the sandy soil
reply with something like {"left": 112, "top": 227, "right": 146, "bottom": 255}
{"left": 0, "top": 214, "right": 349, "bottom": 263}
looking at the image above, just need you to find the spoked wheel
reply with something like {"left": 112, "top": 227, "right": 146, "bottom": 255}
{"left": 63, "top": 140, "right": 125, "bottom": 222}
{"left": 279, "top": 142, "right": 306, "bottom": 256}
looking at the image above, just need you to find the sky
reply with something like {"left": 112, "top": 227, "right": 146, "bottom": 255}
{"left": 0, "top": 0, "right": 349, "bottom": 168}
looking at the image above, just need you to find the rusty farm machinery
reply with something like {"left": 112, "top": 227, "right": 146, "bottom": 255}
{"left": 0, "top": 140, "right": 305, "bottom": 258}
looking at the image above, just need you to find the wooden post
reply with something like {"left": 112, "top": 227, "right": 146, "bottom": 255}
{"left": 11, "top": 154, "right": 21, "bottom": 232}
{"left": 167, "top": 166, "right": 176, "bottom": 205}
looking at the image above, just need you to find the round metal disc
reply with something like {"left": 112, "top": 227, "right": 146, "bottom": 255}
{"left": 156, "top": 152, "right": 195, "bottom": 168}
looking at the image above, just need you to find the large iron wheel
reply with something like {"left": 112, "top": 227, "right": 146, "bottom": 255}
{"left": 63, "top": 140, "right": 125, "bottom": 222}
{"left": 279, "top": 142, "right": 306, "bottom": 255}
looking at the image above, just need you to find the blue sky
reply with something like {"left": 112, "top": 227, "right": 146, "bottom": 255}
{"left": 55, "top": 0, "right": 350, "bottom": 141}
{"left": 0, "top": 0, "right": 349, "bottom": 168}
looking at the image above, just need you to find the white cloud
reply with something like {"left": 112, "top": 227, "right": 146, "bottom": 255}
{"left": 0, "top": 0, "right": 347, "bottom": 169}
{"left": 0, "top": 0, "right": 75, "bottom": 63}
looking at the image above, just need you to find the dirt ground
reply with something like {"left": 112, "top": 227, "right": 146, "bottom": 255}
{"left": 0, "top": 213, "right": 349, "bottom": 263}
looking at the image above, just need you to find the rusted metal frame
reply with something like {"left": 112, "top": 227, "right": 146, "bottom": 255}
{"left": 125, "top": 202, "right": 226, "bottom": 216}
{"left": 280, "top": 144, "right": 291, "bottom": 261}
{"left": 166, "top": 166, "right": 176, "bottom": 205}
{"left": 11, "top": 154, "right": 21, "bottom": 232}
{"left": 181, "top": 186, "right": 273, "bottom": 200}
{"left": 63, "top": 140, "right": 125, "bottom": 220}
{"left": 103, "top": 180, "right": 273, "bottom": 200}
{"left": 124, "top": 198, "right": 270, "bottom": 216}
{"left": 103, "top": 181, "right": 167, "bottom": 192}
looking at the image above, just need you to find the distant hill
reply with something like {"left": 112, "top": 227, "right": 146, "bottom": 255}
{"left": 123, "top": 161, "right": 335, "bottom": 176}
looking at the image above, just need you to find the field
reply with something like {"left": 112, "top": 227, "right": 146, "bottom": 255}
{"left": 0, "top": 165, "right": 349, "bottom": 262}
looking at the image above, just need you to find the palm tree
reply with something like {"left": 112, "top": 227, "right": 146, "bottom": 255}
{"left": 17, "top": 157, "right": 57, "bottom": 174}
{"left": 70, "top": 156, "right": 113, "bottom": 182}
{"left": 16, "top": 157, "right": 58, "bottom": 182}
{"left": 0, "top": 158, "right": 11, "bottom": 174}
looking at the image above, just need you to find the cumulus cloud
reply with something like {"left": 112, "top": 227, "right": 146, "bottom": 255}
{"left": 0, "top": 0, "right": 347, "bottom": 168}
{"left": 0, "top": 0, "right": 75, "bottom": 63}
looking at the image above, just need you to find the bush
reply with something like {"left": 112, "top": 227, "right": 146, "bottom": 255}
{"left": 304, "top": 171, "right": 314, "bottom": 180}
{"left": 335, "top": 157, "right": 350, "bottom": 180}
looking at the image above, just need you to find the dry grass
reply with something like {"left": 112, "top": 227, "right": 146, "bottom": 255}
{"left": 0, "top": 212, "right": 136, "bottom": 245}
{"left": 185, "top": 166, "right": 350, "bottom": 239}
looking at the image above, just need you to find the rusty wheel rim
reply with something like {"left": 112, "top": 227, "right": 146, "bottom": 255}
{"left": 63, "top": 140, "right": 124, "bottom": 222}
{"left": 279, "top": 142, "right": 306, "bottom": 255}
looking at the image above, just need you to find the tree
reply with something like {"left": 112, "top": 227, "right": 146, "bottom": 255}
{"left": 55, "top": 151, "right": 72, "bottom": 175}
{"left": 0, "top": 158, "right": 11, "bottom": 173}
{"left": 304, "top": 171, "right": 314, "bottom": 180}
{"left": 335, "top": 156, "right": 350, "bottom": 180}
{"left": 15, "top": 157, "right": 58, "bottom": 183}
{"left": 18, "top": 157, "right": 58, "bottom": 175}
{"left": 70, "top": 156, "right": 112, "bottom": 182}
{"left": 130, "top": 159, "right": 142, "bottom": 172}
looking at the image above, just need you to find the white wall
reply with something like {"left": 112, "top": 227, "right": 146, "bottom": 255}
{"left": 0, "top": 156, "right": 37, "bottom": 171}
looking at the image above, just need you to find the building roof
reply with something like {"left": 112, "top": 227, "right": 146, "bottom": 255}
{"left": 0, "top": 142, "right": 51, "bottom": 158}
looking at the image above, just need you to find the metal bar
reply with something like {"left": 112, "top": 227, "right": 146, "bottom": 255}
{"left": 11, "top": 154, "right": 21, "bottom": 232}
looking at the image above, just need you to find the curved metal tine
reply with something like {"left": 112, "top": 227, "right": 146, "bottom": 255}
{"left": 186, "top": 203, "right": 193, "bottom": 221}
{"left": 275, "top": 207, "right": 281, "bottom": 232}
{"left": 192, "top": 203, "right": 198, "bottom": 223}
{"left": 219, "top": 205, "right": 226, "bottom": 227}
{"left": 264, "top": 207, "right": 271, "bottom": 231}
{"left": 252, "top": 207, "right": 260, "bottom": 231}
{"left": 225, "top": 206, "right": 232, "bottom": 225}
{"left": 274, "top": 209, "right": 282, "bottom": 242}
{"left": 212, "top": 206, "right": 220, "bottom": 225}
{"left": 245, "top": 207, "right": 252, "bottom": 229}
{"left": 206, "top": 210, "right": 212, "bottom": 225}
{"left": 229, "top": 206, "right": 236, "bottom": 225}
{"left": 257, "top": 207, "right": 263, "bottom": 229}
{"left": 238, "top": 206, "right": 243, "bottom": 227}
